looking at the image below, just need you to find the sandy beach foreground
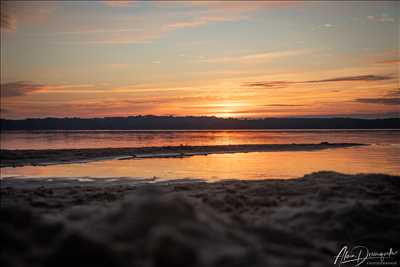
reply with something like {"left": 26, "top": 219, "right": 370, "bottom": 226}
{"left": 0, "top": 142, "right": 365, "bottom": 168}
{"left": 1, "top": 171, "right": 399, "bottom": 267}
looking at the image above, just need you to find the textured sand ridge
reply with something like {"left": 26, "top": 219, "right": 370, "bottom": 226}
{"left": 1, "top": 171, "right": 399, "bottom": 267}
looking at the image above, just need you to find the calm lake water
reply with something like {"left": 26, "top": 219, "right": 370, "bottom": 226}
{"left": 1, "top": 130, "right": 400, "bottom": 180}
{"left": 1, "top": 129, "right": 399, "bottom": 150}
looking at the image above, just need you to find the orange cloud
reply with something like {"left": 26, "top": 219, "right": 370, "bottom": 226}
{"left": 103, "top": 1, "right": 133, "bottom": 7}
{"left": 377, "top": 59, "right": 400, "bottom": 65}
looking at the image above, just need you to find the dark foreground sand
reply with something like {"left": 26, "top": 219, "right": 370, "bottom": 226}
{"left": 0, "top": 142, "right": 365, "bottom": 167}
{"left": 1, "top": 171, "right": 399, "bottom": 267}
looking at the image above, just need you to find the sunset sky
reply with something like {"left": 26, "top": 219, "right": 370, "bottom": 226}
{"left": 0, "top": 0, "right": 399, "bottom": 119}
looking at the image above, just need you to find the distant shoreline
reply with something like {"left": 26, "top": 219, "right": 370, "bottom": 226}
{"left": 1, "top": 116, "right": 399, "bottom": 130}
{"left": 0, "top": 142, "right": 366, "bottom": 168}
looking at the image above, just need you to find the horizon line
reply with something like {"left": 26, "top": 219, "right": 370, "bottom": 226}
{"left": 1, "top": 115, "right": 399, "bottom": 121}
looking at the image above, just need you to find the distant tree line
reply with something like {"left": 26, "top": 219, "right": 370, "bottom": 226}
{"left": 0, "top": 116, "right": 399, "bottom": 130}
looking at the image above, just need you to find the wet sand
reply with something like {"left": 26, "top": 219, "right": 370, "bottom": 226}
{"left": 0, "top": 142, "right": 365, "bottom": 168}
{"left": 1, "top": 171, "right": 399, "bottom": 267}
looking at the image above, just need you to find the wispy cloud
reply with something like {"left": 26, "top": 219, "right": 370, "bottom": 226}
{"left": 0, "top": 108, "right": 10, "bottom": 114}
{"left": 244, "top": 74, "right": 393, "bottom": 88}
{"left": 44, "top": 1, "right": 299, "bottom": 45}
{"left": 244, "top": 81, "right": 292, "bottom": 89}
{"left": 212, "top": 107, "right": 305, "bottom": 116}
{"left": 0, "top": 81, "right": 96, "bottom": 97}
{"left": 0, "top": 1, "right": 54, "bottom": 32}
{"left": 0, "top": 81, "right": 45, "bottom": 97}
{"left": 386, "top": 88, "right": 400, "bottom": 97}
{"left": 367, "top": 13, "right": 395, "bottom": 23}
{"left": 263, "top": 104, "right": 305, "bottom": 107}
{"left": 106, "top": 63, "right": 130, "bottom": 69}
{"left": 354, "top": 88, "right": 400, "bottom": 107}
{"left": 305, "top": 74, "right": 392, "bottom": 83}
{"left": 53, "top": 28, "right": 144, "bottom": 35}
{"left": 200, "top": 50, "right": 308, "bottom": 64}
{"left": 0, "top": 1, "right": 16, "bottom": 31}
{"left": 36, "top": 84, "right": 95, "bottom": 93}
{"left": 103, "top": 1, "right": 133, "bottom": 7}
{"left": 169, "top": 0, "right": 294, "bottom": 27}
{"left": 188, "top": 1, "right": 299, "bottom": 13}
{"left": 377, "top": 59, "right": 400, "bottom": 65}
{"left": 355, "top": 97, "right": 400, "bottom": 105}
